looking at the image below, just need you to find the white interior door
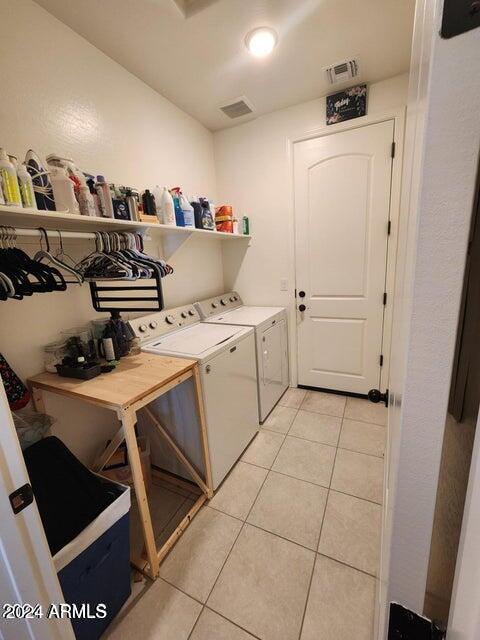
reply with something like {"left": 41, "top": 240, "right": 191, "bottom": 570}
{"left": 294, "top": 119, "right": 394, "bottom": 394}
{"left": 0, "top": 383, "right": 73, "bottom": 640}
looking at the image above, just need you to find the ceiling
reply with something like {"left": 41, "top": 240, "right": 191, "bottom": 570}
{"left": 34, "top": 0, "right": 415, "bottom": 131}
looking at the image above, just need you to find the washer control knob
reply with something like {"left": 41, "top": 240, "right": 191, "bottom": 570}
{"left": 165, "top": 315, "right": 175, "bottom": 324}
{"left": 220, "top": 298, "right": 227, "bottom": 306}
{"left": 211, "top": 302, "right": 218, "bottom": 309}
{"left": 188, "top": 309, "right": 195, "bottom": 316}
{"left": 139, "top": 324, "right": 148, "bottom": 333}
{"left": 181, "top": 311, "right": 187, "bottom": 318}
{"left": 230, "top": 296, "right": 235, "bottom": 302}
{"left": 149, "top": 321, "right": 158, "bottom": 329}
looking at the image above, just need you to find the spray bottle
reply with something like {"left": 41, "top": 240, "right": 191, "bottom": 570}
{"left": 0, "top": 149, "right": 22, "bottom": 206}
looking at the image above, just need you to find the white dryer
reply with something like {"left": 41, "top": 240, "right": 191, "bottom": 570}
{"left": 128, "top": 304, "right": 258, "bottom": 490}
{"left": 195, "top": 292, "right": 289, "bottom": 422}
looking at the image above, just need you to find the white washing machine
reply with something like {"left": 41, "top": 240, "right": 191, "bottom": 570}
{"left": 128, "top": 304, "right": 258, "bottom": 490}
{"left": 195, "top": 292, "right": 289, "bottom": 422}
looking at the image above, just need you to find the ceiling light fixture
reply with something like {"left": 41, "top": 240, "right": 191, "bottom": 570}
{"left": 245, "top": 27, "right": 277, "bottom": 58}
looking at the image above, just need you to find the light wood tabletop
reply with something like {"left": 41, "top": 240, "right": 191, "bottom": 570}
{"left": 28, "top": 353, "right": 196, "bottom": 410}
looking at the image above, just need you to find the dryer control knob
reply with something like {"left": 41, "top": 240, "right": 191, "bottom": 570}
{"left": 220, "top": 298, "right": 227, "bottom": 306}
{"left": 188, "top": 309, "right": 195, "bottom": 316}
{"left": 211, "top": 302, "right": 218, "bottom": 308}
{"left": 230, "top": 296, "right": 235, "bottom": 302}
{"left": 165, "top": 315, "right": 175, "bottom": 324}
{"left": 149, "top": 321, "right": 158, "bottom": 329}
{"left": 181, "top": 311, "right": 187, "bottom": 318}
{"left": 139, "top": 324, "right": 148, "bottom": 333}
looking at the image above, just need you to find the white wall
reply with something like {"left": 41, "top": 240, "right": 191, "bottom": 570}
{"left": 0, "top": 0, "right": 222, "bottom": 463}
{"left": 214, "top": 74, "right": 409, "bottom": 381}
{"left": 381, "top": 0, "right": 480, "bottom": 633}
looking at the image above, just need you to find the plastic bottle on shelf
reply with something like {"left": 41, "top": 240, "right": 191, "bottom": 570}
{"left": 77, "top": 181, "right": 97, "bottom": 216}
{"left": 87, "top": 178, "right": 102, "bottom": 216}
{"left": 142, "top": 189, "right": 156, "bottom": 216}
{"left": 170, "top": 188, "right": 185, "bottom": 227}
{"left": 96, "top": 175, "right": 114, "bottom": 218}
{"left": 190, "top": 197, "right": 203, "bottom": 229}
{"left": 17, "top": 162, "right": 36, "bottom": 208}
{"left": 125, "top": 188, "right": 139, "bottom": 221}
{"left": 0, "top": 148, "right": 22, "bottom": 206}
{"left": 179, "top": 192, "right": 194, "bottom": 228}
{"left": 159, "top": 187, "right": 176, "bottom": 225}
{"left": 199, "top": 197, "right": 215, "bottom": 230}
{"left": 50, "top": 166, "right": 80, "bottom": 213}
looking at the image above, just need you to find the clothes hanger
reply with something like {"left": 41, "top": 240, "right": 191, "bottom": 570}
{"left": 76, "top": 232, "right": 134, "bottom": 281}
{"left": 29, "top": 228, "right": 67, "bottom": 291}
{"left": 0, "top": 229, "right": 17, "bottom": 299}
{"left": 0, "top": 226, "right": 37, "bottom": 297}
{"left": 33, "top": 228, "right": 83, "bottom": 284}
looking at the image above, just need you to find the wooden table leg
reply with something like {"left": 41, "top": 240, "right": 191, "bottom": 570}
{"left": 119, "top": 407, "right": 159, "bottom": 579}
{"left": 31, "top": 386, "right": 46, "bottom": 414}
{"left": 192, "top": 365, "right": 214, "bottom": 498}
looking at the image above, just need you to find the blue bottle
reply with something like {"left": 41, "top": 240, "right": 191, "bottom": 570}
{"left": 171, "top": 190, "right": 185, "bottom": 227}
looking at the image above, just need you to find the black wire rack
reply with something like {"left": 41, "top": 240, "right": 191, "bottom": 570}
{"left": 89, "top": 271, "right": 164, "bottom": 313}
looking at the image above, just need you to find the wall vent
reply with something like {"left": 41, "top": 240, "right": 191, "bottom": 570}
{"left": 325, "top": 59, "right": 359, "bottom": 85}
{"left": 219, "top": 96, "right": 254, "bottom": 119}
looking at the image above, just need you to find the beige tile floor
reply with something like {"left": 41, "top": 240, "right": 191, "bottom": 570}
{"left": 105, "top": 389, "right": 386, "bottom": 640}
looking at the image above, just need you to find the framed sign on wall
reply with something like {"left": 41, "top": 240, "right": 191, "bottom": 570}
{"left": 326, "top": 84, "right": 367, "bottom": 126}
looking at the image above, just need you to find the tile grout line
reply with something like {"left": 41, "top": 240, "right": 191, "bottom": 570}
{"left": 193, "top": 406, "right": 302, "bottom": 639}
{"left": 205, "top": 605, "right": 265, "bottom": 640}
{"left": 316, "top": 552, "right": 379, "bottom": 580}
{"left": 296, "top": 395, "right": 347, "bottom": 640}
{"left": 239, "top": 460, "right": 383, "bottom": 506}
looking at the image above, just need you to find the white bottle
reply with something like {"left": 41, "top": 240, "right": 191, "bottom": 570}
{"left": 77, "top": 183, "right": 97, "bottom": 216}
{"left": 95, "top": 175, "right": 114, "bottom": 218}
{"left": 0, "top": 148, "right": 22, "bottom": 206}
{"left": 159, "top": 186, "right": 176, "bottom": 226}
{"left": 50, "top": 166, "right": 80, "bottom": 214}
{"left": 153, "top": 185, "right": 164, "bottom": 221}
{"left": 180, "top": 193, "right": 195, "bottom": 228}
{"left": 17, "top": 162, "right": 36, "bottom": 208}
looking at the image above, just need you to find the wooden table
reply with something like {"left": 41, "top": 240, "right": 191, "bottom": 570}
{"left": 28, "top": 353, "right": 213, "bottom": 580}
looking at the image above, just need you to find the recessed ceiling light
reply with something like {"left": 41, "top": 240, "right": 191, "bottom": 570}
{"left": 245, "top": 27, "right": 277, "bottom": 58}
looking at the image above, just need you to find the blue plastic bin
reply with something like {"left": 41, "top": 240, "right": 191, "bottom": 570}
{"left": 54, "top": 478, "right": 131, "bottom": 640}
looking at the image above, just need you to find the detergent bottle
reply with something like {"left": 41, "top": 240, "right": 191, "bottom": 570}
{"left": 159, "top": 186, "right": 175, "bottom": 225}
{"left": 199, "top": 197, "right": 215, "bottom": 230}
{"left": 179, "top": 192, "right": 194, "bottom": 228}
{"left": 17, "top": 162, "right": 36, "bottom": 208}
{"left": 170, "top": 187, "right": 185, "bottom": 227}
{"left": 0, "top": 149, "right": 22, "bottom": 206}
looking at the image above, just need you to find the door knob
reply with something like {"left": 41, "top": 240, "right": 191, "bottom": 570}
{"left": 368, "top": 388, "right": 389, "bottom": 408}
{"left": 298, "top": 290, "right": 306, "bottom": 298}
{"left": 298, "top": 304, "right": 306, "bottom": 312}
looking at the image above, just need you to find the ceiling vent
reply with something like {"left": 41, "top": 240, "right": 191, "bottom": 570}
{"left": 219, "top": 96, "right": 254, "bottom": 119}
{"left": 325, "top": 59, "right": 359, "bottom": 85}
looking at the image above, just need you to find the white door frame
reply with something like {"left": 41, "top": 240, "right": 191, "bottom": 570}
{"left": 378, "top": 0, "right": 480, "bottom": 637}
{"left": 0, "top": 383, "right": 74, "bottom": 640}
{"left": 286, "top": 107, "right": 405, "bottom": 391}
